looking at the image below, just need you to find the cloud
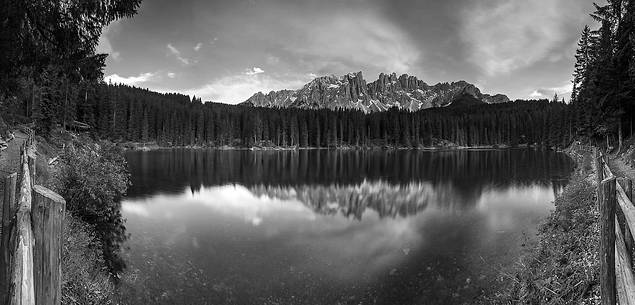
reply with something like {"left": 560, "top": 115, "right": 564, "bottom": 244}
{"left": 194, "top": 42, "right": 203, "bottom": 51}
{"left": 266, "top": 55, "right": 280, "bottom": 65}
{"left": 167, "top": 43, "right": 191, "bottom": 65}
{"left": 461, "top": 0, "right": 578, "bottom": 75}
{"left": 96, "top": 22, "right": 121, "bottom": 61}
{"left": 529, "top": 90, "right": 544, "bottom": 98}
{"left": 167, "top": 72, "right": 176, "bottom": 78}
{"left": 174, "top": 73, "right": 310, "bottom": 104}
{"left": 528, "top": 82, "right": 573, "bottom": 100}
{"left": 105, "top": 72, "right": 156, "bottom": 85}
{"left": 280, "top": 10, "right": 420, "bottom": 75}
{"left": 245, "top": 67, "right": 265, "bottom": 76}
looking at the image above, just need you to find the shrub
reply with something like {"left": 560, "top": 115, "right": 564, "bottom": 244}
{"left": 58, "top": 139, "right": 130, "bottom": 273}
{"left": 62, "top": 216, "right": 115, "bottom": 305}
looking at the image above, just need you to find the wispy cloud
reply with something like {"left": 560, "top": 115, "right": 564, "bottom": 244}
{"left": 245, "top": 67, "right": 265, "bottom": 76}
{"left": 167, "top": 43, "right": 190, "bottom": 65}
{"left": 281, "top": 10, "right": 420, "bottom": 75}
{"left": 105, "top": 72, "right": 156, "bottom": 85}
{"left": 174, "top": 73, "right": 310, "bottom": 104}
{"left": 194, "top": 42, "right": 203, "bottom": 51}
{"left": 167, "top": 72, "right": 176, "bottom": 78}
{"left": 461, "top": 0, "right": 575, "bottom": 75}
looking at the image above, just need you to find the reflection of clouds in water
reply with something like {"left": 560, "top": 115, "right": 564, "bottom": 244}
{"left": 122, "top": 203, "right": 151, "bottom": 217}
{"left": 122, "top": 182, "right": 555, "bottom": 283}
{"left": 123, "top": 185, "right": 315, "bottom": 227}
{"left": 294, "top": 215, "right": 423, "bottom": 280}
{"left": 476, "top": 185, "right": 554, "bottom": 231}
{"left": 123, "top": 184, "right": 426, "bottom": 278}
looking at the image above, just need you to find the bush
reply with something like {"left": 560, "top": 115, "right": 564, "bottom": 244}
{"left": 58, "top": 138, "right": 130, "bottom": 273}
{"left": 62, "top": 216, "right": 116, "bottom": 305}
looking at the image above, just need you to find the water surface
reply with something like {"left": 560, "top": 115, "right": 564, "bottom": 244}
{"left": 120, "top": 149, "right": 573, "bottom": 305}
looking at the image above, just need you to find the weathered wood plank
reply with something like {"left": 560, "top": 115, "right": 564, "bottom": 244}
{"left": 616, "top": 183, "right": 635, "bottom": 250}
{"left": 1, "top": 173, "right": 17, "bottom": 304}
{"left": 32, "top": 186, "right": 65, "bottom": 305}
{"left": 598, "top": 150, "right": 605, "bottom": 213}
{"left": 600, "top": 177, "right": 617, "bottom": 305}
{"left": 10, "top": 164, "right": 34, "bottom": 305}
{"left": 8, "top": 211, "right": 35, "bottom": 305}
{"left": 8, "top": 151, "right": 35, "bottom": 305}
{"left": 26, "top": 153, "right": 35, "bottom": 184}
{"left": 615, "top": 218, "right": 635, "bottom": 305}
{"left": 617, "top": 178, "right": 634, "bottom": 266}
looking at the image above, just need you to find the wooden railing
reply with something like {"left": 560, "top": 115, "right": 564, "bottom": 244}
{"left": 0, "top": 130, "right": 66, "bottom": 305}
{"left": 597, "top": 149, "right": 635, "bottom": 305}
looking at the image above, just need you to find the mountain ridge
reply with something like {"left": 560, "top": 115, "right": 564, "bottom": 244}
{"left": 242, "top": 72, "right": 509, "bottom": 112}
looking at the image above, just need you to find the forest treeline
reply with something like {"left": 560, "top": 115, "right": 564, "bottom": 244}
{"left": 8, "top": 83, "right": 577, "bottom": 148}
{"left": 571, "top": 0, "right": 635, "bottom": 149}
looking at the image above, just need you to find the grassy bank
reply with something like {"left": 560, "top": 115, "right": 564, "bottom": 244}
{"left": 481, "top": 145, "right": 601, "bottom": 304}
{"left": 30, "top": 130, "right": 129, "bottom": 305}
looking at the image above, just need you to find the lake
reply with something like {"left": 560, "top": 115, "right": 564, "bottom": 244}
{"left": 119, "top": 149, "right": 574, "bottom": 305}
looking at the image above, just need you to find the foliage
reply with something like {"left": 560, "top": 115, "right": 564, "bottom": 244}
{"left": 62, "top": 216, "right": 116, "bottom": 305}
{"left": 572, "top": 0, "right": 635, "bottom": 147}
{"left": 0, "top": 0, "right": 142, "bottom": 134}
{"left": 58, "top": 137, "right": 130, "bottom": 273}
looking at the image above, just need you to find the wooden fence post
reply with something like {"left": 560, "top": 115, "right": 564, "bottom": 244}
{"left": 622, "top": 178, "right": 635, "bottom": 268}
{"left": 32, "top": 185, "right": 65, "bottom": 305}
{"left": 1, "top": 173, "right": 17, "bottom": 303}
{"left": 27, "top": 153, "right": 36, "bottom": 183}
{"left": 597, "top": 150, "right": 604, "bottom": 184}
{"left": 10, "top": 156, "right": 35, "bottom": 305}
{"left": 624, "top": 178, "right": 634, "bottom": 202}
{"left": 601, "top": 177, "right": 617, "bottom": 305}
{"left": 597, "top": 150, "right": 604, "bottom": 214}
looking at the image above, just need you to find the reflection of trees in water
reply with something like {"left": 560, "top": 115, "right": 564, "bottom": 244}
{"left": 126, "top": 149, "right": 575, "bottom": 200}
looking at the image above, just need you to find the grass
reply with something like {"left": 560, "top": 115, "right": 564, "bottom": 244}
{"left": 481, "top": 145, "right": 601, "bottom": 304}
{"left": 62, "top": 216, "right": 117, "bottom": 305}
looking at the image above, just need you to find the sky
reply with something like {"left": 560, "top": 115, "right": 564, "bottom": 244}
{"left": 98, "top": 0, "right": 597, "bottom": 104}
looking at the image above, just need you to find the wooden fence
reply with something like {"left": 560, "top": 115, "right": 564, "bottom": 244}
{"left": 597, "top": 149, "right": 635, "bottom": 305}
{"left": 0, "top": 130, "right": 66, "bottom": 305}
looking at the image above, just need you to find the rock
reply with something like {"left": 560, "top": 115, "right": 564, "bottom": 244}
{"left": 242, "top": 72, "right": 510, "bottom": 112}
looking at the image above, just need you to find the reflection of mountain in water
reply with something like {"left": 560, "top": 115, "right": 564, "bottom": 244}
{"left": 125, "top": 149, "right": 575, "bottom": 200}
{"left": 250, "top": 179, "right": 564, "bottom": 220}
{"left": 251, "top": 181, "right": 474, "bottom": 220}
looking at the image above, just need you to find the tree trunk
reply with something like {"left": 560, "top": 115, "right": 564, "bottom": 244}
{"left": 618, "top": 119, "right": 623, "bottom": 153}
{"left": 63, "top": 81, "right": 68, "bottom": 130}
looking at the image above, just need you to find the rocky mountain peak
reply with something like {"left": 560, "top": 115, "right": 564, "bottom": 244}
{"left": 243, "top": 72, "right": 509, "bottom": 112}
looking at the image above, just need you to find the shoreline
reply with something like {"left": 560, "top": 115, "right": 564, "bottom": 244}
{"left": 480, "top": 143, "right": 599, "bottom": 304}
{"left": 120, "top": 142, "right": 564, "bottom": 152}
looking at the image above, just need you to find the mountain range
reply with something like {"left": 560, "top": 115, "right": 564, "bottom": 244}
{"left": 242, "top": 72, "right": 509, "bottom": 112}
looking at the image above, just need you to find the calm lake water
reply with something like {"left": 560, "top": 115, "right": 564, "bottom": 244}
{"left": 120, "top": 149, "right": 574, "bottom": 305}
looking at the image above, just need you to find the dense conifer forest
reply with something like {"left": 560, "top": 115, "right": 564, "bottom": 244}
{"left": 6, "top": 83, "right": 576, "bottom": 148}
